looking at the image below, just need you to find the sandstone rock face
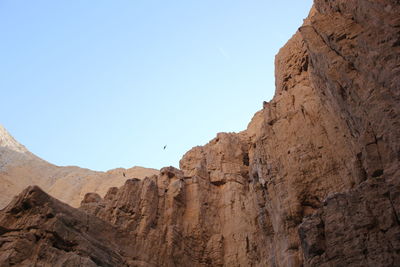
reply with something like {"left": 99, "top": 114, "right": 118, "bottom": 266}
{"left": 299, "top": 178, "right": 400, "bottom": 266}
{"left": 0, "top": 126, "right": 158, "bottom": 208}
{"left": 0, "top": 0, "right": 399, "bottom": 266}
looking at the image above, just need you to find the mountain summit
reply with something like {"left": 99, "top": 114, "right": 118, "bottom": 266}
{"left": 0, "top": 125, "right": 27, "bottom": 153}
{"left": 0, "top": 125, "right": 158, "bottom": 208}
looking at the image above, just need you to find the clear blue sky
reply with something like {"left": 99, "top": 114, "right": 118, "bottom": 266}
{"left": 0, "top": 0, "right": 313, "bottom": 171}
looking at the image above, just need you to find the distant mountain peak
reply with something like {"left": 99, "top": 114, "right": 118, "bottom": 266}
{"left": 0, "top": 125, "right": 28, "bottom": 153}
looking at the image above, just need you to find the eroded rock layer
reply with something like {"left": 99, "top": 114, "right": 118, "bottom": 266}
{"left": 0, "top": 0, "right": 399, "bottom": 266}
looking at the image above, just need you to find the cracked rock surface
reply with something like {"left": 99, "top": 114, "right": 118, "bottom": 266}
{"left": 0, "top": 0, "right": 399, "bottom": 266}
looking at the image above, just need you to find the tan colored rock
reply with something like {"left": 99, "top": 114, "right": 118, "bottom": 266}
{"left": 0, "top": 0, "right": 399, "bottom": 266}
{"left": 0, "top": 125, "right": 28, "bottom": 153}
{"left": 0, "top": 126, "right": 158, "bottom": 208}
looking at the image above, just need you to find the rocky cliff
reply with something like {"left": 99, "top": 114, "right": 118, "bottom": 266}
{"left": 0, "top": 0, "right": 399, "bottom": 266}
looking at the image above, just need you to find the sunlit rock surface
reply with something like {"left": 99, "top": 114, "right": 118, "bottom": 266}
{"left": 0, "top": 0, "right": 399, "bottom": 266}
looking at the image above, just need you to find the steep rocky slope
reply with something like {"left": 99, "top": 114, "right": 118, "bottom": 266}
{"left": 0, "top": 0, "right": 399, "bottom": 266}
{"left": 0, "top": 125, "right": 158, "bottom": 208}
{"left": 0, "top": 186, "right": 130, "bottom": 266}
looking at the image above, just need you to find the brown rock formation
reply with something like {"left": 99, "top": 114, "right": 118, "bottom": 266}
{"left": 0, "top": 186, "right": 130, "bottom": 266}
{"left": 0, "top": 0, "right": 399, "bottom": 266}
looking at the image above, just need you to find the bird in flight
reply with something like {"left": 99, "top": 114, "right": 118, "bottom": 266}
{"left": 163, "top": 145, "right": 167, "bottom": 150}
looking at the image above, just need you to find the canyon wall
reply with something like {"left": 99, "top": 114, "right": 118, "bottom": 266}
{"left": 0, "top": 0, "right": 399, "bottom": 266}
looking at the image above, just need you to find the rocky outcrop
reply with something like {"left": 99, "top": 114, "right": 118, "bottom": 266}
{"left": 0, "top": 126, "right": 158, "bottom": 208}
{"left": 0, "top": 186, "right": 130, "bottom": 266}
{"left": 80, "top": 138, "right": 269, "bottom": 266}
{"left": 245, "top": 0, "right": 400, "bottom": 265}
{"left": 0, "top": 0, "right": 399, "bottom": 266}
{"left": 299, "top": 178, "right": 400, "bottom": 266}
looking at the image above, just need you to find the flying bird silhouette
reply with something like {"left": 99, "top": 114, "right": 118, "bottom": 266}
{"left": 163, "top": 145, "right": 167, "bottom": 150}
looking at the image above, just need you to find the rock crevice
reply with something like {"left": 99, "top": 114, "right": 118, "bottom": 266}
{"left": 0, "top": 0, "right": 399, "bottom": 266}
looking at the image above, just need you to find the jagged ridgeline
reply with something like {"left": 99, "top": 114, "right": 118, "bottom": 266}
{"left": 0, "top": 0, "right": 399, "bottom": 266}
{"left": 0, "top": 125, "right": 158, "bottom": 209}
